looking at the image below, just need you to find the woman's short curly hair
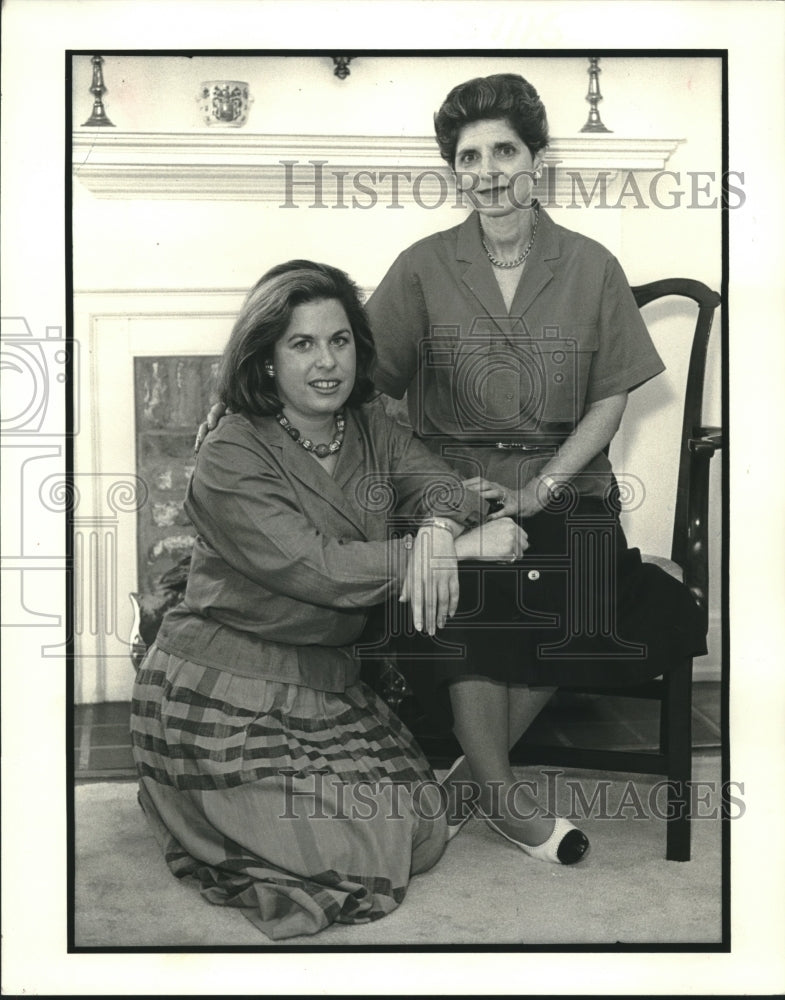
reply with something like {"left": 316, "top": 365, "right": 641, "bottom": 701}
{"left": 434, "top": 73, "right": 550, "bottom": 166}
{"left": 218, "top": 260, "right": 377, "bottom": 416}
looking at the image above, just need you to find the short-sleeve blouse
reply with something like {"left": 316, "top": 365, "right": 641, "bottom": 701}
{"left": 367, "top": 208, "right": 664, "bottom": 496}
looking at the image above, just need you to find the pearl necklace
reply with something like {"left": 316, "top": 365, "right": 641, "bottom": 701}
{"left": 481, "top": 204, "right": 540, "bottom": 269}
{"left": 276, "top": 411, "right": 346, "bottom": 459}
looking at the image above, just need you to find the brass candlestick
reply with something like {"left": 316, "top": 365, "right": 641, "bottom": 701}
{"left": 332, "top": 57, "right": 353, "bottom": 80}
{"left": 580, "top": 57, "right": 611, "bottom": 133}
{"left": 82, "top": 55, "right": 115, "bottom": 127}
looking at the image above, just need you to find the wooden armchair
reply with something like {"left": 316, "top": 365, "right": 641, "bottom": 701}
{"left": 512, "top": 278, "right": 722, "bottom": 862}
{"left": 374, "top": 278, "right": 723, "bottom": 862}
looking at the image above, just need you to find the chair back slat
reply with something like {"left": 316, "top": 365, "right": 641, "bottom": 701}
{"left": 631, "top": 279, "right": 721, "bottom": 567}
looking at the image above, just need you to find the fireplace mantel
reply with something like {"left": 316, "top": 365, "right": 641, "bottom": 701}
{"left": 72, "top": 130, "right": 682, "bottom": 202}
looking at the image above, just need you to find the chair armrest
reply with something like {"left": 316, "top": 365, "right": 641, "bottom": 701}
{"left": 682, "top": 427, "right": 722, "bottom": 611}
{"left": 692, "top": 426, "right": 723, "bottom": 452}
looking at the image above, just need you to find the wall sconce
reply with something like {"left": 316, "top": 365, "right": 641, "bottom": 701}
{"left": 82, "top": 55, "right": 115, "bottom": 127}
{"left": 580, "top": 57, "right": 612, "bottom": 133}
{"left": 332, "top": 57, "right": 353, "bottom": 80}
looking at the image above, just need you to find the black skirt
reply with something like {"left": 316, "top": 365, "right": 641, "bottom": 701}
{"left": 389, "top": 496, "right": 708, "bottom": 736}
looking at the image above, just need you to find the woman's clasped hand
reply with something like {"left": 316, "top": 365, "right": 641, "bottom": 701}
{"left": 461, "top": 476, "right": 547, "bottom": 520}
{"left": 401, "top": 516, "right": 529, "bottom": 634}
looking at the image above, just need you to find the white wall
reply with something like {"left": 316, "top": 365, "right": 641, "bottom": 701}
{"left": 73, "top": 54, "right": 723, "bottom": 288}
{"left": 72, "top": 54, "right": 724, "bottom": 700}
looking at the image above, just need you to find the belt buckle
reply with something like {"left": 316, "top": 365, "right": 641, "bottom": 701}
{"left": 494, "top": 442, "right": 543, "bottom": 451}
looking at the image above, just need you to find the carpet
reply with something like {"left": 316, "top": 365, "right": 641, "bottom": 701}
{"left": 74, "top": 755, "right": 723, "bottom": 947}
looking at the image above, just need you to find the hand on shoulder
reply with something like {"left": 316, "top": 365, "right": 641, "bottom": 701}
{"left": 194, "top": 401, "right": 229, "bottom": 453}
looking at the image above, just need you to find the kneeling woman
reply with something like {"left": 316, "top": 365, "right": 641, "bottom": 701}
{"left": 130, "top": 260, "right": 526, "bottom": 941}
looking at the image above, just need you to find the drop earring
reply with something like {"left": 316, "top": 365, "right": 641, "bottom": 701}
{"left": 265, "top": 362, "right": 275, "bottom": 378}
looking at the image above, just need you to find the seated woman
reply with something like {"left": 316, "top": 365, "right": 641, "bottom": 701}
{"left": 130, "top": 259, "right": 530, "bottom": 941}
{"left": 366, "top": 72, "right": 709, "bottom": 857}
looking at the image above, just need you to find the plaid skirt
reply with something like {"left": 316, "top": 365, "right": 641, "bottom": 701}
{"left": 130, "top": 644, "right": 446, "bottom": 941}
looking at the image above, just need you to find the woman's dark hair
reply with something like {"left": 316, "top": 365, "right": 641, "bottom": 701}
{"left": 218, "top": 260, "right": 377, "bottom": 415}
{"left": 434, "top": 73, "right": 549, "bottom": 167}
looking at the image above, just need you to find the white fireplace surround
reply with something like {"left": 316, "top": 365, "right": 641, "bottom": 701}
{"left": 73, "top": 289, "right": 244, "bottom": 703}
{"left": 73, "top": 130, "right": 682, "bottom": 201}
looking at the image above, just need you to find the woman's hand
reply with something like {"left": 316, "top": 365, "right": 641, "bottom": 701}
{"left": 454, "top": 518, "right": 529, "bottom": 561}
{"left": 194, "top": 402, "right": 229, "bottom": 453}
{"left": 399, "top": 524, "right": 459, "bottom": 635}
{"left": 462, "top": 477, "right": 545, "bottom": 520}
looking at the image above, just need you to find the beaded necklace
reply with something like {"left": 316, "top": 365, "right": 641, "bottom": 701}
{"left": 275, "top": 410, "right": 345, "bottom": 459}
